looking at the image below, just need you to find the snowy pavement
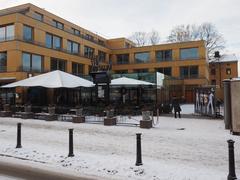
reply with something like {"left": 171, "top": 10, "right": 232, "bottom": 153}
{"left": 0, "top": 116, "right": 239, "bottom": 180}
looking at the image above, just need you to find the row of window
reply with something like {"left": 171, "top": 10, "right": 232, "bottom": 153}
{"left": 32, "top": 11, "right": 105, "bottom": 46}
{"left": 211, "top": 68, "right": 232, "bottom": 75}
{"left": 116, "top": 48, "right": 199, "bottom": 64}
{"left": 22, "top": 52, "right": 84, "bottom": 75}
{"left": 115, "top": 66, "right": 199, "bottom": 79}
{"left": 22, "top": 25, "right": 106, "bottom": 61}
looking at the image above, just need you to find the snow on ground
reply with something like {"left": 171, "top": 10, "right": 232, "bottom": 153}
{"left": 0, "top": 116, "right": 239, "bottom": 180}
{"left": 180, "top": 104, "right": 194, "bottom": 114}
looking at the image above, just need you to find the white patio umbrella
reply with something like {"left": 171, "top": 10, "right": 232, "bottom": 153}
{"left": 2, "top": 70, "right": 94, "bottom": 88}
{"left": 110, "top": 77, "right": 154, "bottom": 86}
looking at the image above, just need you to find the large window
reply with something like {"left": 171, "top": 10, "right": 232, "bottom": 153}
{"left": 116, "top": 54, "right": 129, "bottom": 64}
{"left": 51, "top": 58, "right": 66, "bottom": 71}
{"left": 98, "top": 51, "right": 106, "bottom": 62}
{"left": 23, "top": 25, "right": 33, "bottom": 41}
{"left": 52, "top": 20, "right": 64, "bottom": 30}
{"left": 46, "top": 33, "right": 62, "bottom": 50}
{"left": 22, "top": 52, "right": 43, "bottom": 72}
{"left": 0, "top": 52, "right": 7, "bottom": 72}
{"left": 180, "top": 66, "right": 199, "bottom": 78}
{"left": 72, "top": 62, "right": 84, "bottom": 75}
{"left": 84, "top": 46, "right": 94, "bottom": 58}
{"left": 135, "top": 52, "right": 150, "bottom": 63}
{"left": 67, "top": 40, "right": 80, "bottom": 54}
{"left": 155, "top": 67, "right": 172, "bottom": 76}
{"left": 156, "top": 50, "right": 172, "bottom": 61}
{"left": 0, "top": 24, "right": 14, "bottom": 42}
{"left": 180, "top": 48, "right": 199, "bottom": 60}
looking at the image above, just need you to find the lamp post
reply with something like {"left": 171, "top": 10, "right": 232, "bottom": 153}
{"left": 214, "top": 51, "right": 221, "bottom": 88}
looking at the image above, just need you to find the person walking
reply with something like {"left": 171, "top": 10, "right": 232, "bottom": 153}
{"left": 172, "top": 96, "right": 181, "bottom": 118}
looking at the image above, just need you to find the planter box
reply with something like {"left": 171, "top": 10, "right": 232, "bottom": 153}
{"left": 0, "top": 111, "right": 12, "bottom": 117}
{"left": 72, "top": 116, "right": 85, "bottom": 123}
{"left": 45, "top": 114, "right": 58, "bottom": 121}
{"left": 3, "top": 104, "right": 11, "bottom": 112}
{"left": 104, "top": 117, "right": 117, "bottom": 126}
{"left": 140, "top": 120, "right": 152, "bottom": 129}
{"left": 24, "top": 105, "right": 32, "bottom": 113}
{"left": 48, "top": 107, "right": 56, "bottom": 115}
{"left": 21, "top": 112, "right": 34, "bottom": 119}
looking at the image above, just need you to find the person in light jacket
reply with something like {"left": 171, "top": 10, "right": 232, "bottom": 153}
{"left": 172, "top": 96, "right": 181, "bottom": 118}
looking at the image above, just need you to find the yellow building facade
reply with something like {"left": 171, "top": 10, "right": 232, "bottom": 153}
{"left": 0, "top": 3, "right": 210, "bottom": 103}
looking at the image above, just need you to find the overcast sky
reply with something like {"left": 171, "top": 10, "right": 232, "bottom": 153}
{"left": 1, "top": 0, "right": 240, "bottom": 59}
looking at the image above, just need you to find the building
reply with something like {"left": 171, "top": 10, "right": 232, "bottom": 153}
{"left": 0, "top": 3, "right": 209, "bottom": 104}
{"left": 209, "top": 53, "right": 238, "bottom": 100}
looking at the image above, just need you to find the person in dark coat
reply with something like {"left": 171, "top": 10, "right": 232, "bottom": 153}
{"left": 172, "top": 96, "right": 181, "bottom": 118}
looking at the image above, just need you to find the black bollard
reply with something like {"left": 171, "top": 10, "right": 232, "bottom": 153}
{"left": 227, "top": 139, "right": 237, "bottom": 180}
{"left": 68, "top": 129, "right": 74, "bottom": 157}
{"left": 135, "top": 133, "right": 143, "bottom": 166}
{"left": 16, "top": 123, "right": 22, "bottom": 148}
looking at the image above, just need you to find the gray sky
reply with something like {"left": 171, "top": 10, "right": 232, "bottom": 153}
{"left": 1, "top": 0, "right": 240, "bottom": 59}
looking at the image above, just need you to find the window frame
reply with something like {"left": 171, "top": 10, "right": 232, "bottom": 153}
{"left": 23, "top": 25, "right": 34, "bottom": 42}
{"left": 135, "top": 52, "right": 150, "bottom": 63}
{"left": 180, "top": 47, "right": 199, "bottom": 60}
{"left": 156, "top": 49, "right": 172, "bottom": 61}
{"left": 22, "top": 52, "right": 43, "bottom": 73}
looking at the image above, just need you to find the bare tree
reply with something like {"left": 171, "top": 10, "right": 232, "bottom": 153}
{"left": 198, "top": 23, "right": 225, "bottom": 57}
{"left": 148, "top": 30, "right": 160, "bottom": 45}
{"left": 129, "top": 32, "right": 148, "bottom": 47}
{"left": 167, "top": 22, "right": 225, "bottom": 57}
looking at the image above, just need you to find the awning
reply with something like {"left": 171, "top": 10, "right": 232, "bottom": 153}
{"left": 2, "top": 70, "right": 94, "bottom": 88}
{"left": 110, "top": 77, "right": 154, "bottom": 86}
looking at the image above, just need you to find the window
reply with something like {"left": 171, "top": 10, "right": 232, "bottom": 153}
{"left": 0, "top": 52, "right": 7, "bottom": 72}
{"left": 180, "top": 66, "right": 199, "bottom": 78}
{"left": 116, "top": 54, "right": 129, "bottom": 64}
{"left": 135, "top": 52, "right": 150, "bottom": 63}
{"left": 50, "top": 58, "right": 66, "bottom": 71}
{"left": 67, "top": 40, "right": 80, "bottom": 54}
{"left": 155, "top": 67, "right": 172, "bottom": 76}
{"left": 52, "top": 20, "right": 64, "bottom": 30}
{"left": 72, "top": 62, "right": 84, "bottom": 75}
{"left": 84, "top": 46, "right": 94, "bottom": 58}
{"left": 85, "top": 34, "right": 94, "bottom": 41}
{"left": 98, "top": 51, "right": 106, "bottom": 62}
{"left": 46, "top": 33, "right": 62, "bottom": 50}
{"left": 211, "top": 68, "right": 216, "bottom": 75}
{"left": 33, "top": 12, "right": 43, "bottom": 21}
{"left": 72, "top": 28, "right": 80, "bottom": 36}
{"left": 156, "top": 50, "right": 172, "bottom": 61}
{"left": 226, "top": 68, "right": 231, "bottom": 75}
{"left": 134, "top": 69, "right": 148, "bottom": 73}
{"left": 22, "top": 52, "right": 43, "bottom": 72}
{"left": 0, "top": 24, "right": 14, "bottom": 41}
{"left": 180, "top": 48, "right": 199, "bottom": 60}
{"left": 23, "top": 25, "right": 33, "bottom": 41}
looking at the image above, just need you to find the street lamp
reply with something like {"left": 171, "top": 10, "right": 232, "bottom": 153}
{"left": 214, "top": 51, "right": 221, "bottom": 88}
